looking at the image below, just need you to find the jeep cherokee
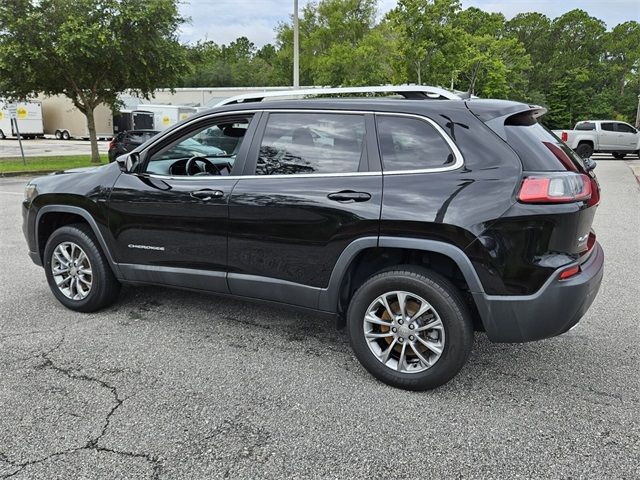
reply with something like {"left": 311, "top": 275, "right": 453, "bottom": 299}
{"left": 22, "top": 88, "right": 604, "bottom": 390}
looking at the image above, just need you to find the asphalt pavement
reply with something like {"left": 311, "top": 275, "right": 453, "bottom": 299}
{"left": 0, "top": 138, "right": 111, "bottom": 158}
{"left": 0, "top": 158, "right": 638, "bottom": 479}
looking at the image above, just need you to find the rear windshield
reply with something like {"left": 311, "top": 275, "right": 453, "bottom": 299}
{"left": 575, "top": 122, "right": 595, "bottom": 131}
{"left": 503, "top": 112, "right": 585, "bottom": 172}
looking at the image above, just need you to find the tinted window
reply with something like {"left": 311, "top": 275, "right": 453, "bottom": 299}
{"left": 601, "top": 123, "right": 615, "bottom": 132}
{"left": 615, "top": 123, "right": 636, "bottom": 134}
{"left": 376, "top": 116, "right": 454, "bottom": 171}
{"left": 502, "top": 111, "right": 585, "bottom": 172}
{"left": 575, "top": 122, "right": 595, "bottom": 131}
{"left": 256, "top": 113, "right": 365, "bottom": 175}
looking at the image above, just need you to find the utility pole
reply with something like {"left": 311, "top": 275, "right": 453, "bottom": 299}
{"left": 635, "top": 94, "right": 640, "bottom": 129}
{"left": 293, "top": 0, "right": 300, "bottom": 87}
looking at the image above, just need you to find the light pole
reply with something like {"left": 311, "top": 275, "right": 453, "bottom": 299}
{"left": 635, "top": 94, "right": 640, "bottom": 129}
{"left": 293, "top": 0, "right": 299, "bottom": 87}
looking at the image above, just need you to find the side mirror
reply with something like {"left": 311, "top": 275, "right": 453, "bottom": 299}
{"left": 583, "top": 157, "right": 597, "bottom": 172}
{"left": 117, "top": 152, "right": 139, "bottom": 173}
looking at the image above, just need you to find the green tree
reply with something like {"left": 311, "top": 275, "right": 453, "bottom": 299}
{"left": 0, "top": 0, "right": 186, "bottom": 162}
{"left": 387, "top": 0, "right": 462, "bottom": 85}
{"left": 606, "top": 21, "right": 640, "bottom": 95}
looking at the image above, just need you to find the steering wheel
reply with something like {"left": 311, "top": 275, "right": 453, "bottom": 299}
{"left": 185, "top": 156, "right": 222, "bottom": 176}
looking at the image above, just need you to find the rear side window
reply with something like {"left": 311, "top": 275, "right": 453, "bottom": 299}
{"left": 256, "top": 113, "right": 365, "bottom": 175}
{"left": 601, "top": 123, "right": 615, "bottom": 132}
{"left": 376, "top": 116, "right": 454, "bottom": 171}
{"left": 575, "top": 122, "right": 595, "bottom": 131}
{"left": 503, "top": 112, "right": 585, "bottom": 172}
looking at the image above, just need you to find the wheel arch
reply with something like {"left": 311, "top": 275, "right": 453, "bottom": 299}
{"left": 36, "top": 205, "right": 120, "bottom": 277}
{"left": 320, "top": 236, "right": 487, "bottom": 329}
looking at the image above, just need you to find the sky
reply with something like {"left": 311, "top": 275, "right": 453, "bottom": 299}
{"left": 178, "top": 0, "right": 640, "bottom": 47}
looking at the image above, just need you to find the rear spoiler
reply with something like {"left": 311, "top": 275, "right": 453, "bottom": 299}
{"left": 465, "top": 100, "right": 548, "bottom": 141}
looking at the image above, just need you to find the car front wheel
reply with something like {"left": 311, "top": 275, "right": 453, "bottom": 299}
{"left": 347, "top": 267, "right": 473, "bottom": 390}
{"left": 43, "top": 224, "right": 120, "bottom": 312}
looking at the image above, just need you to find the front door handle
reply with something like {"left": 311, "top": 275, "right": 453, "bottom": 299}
{"left": 327, "top": 190, "right": 372, "bottom": 203}
{"left": 191, "top": 189, "right": 224, "bottom": 201}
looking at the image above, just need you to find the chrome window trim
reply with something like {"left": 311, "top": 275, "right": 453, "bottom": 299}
{"left": 142, "top": 108, "right": 464, "bottom": 180}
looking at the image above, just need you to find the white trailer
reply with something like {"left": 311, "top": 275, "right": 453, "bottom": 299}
{"left": 0, "top": 100, "right": 44, "bottom": 139}
{"left": 140, "top": 104, "right": 197, "bottom": 131}
{"left": 40, "top": 95, "right": 113, "bottom": 140}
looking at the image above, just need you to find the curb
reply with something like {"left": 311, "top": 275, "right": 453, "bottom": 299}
{"left": 0, "top": 170, "right": 59, "bottom": 177}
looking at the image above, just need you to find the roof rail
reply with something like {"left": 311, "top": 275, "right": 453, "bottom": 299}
{"left": 213, "top": 85, "right": 463, "bottom": 107}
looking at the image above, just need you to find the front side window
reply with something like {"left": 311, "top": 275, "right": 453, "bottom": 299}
{"left": 376, "top": 116, "right": 454, "bottom": 171}
{"left": 256, "top": 113, "right": 365, "bottom": 175}
{"left": 145, "top": 116, "right": 252, "bottom": 176}
{"left": 615, "top": 123, "right": 636, "bottom": 134}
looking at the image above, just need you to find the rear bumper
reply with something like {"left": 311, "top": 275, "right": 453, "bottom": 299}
{"left": 473, "top": 241, "right": 604, "bottom": 342}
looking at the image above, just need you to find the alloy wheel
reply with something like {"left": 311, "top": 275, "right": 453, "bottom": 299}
{"left": 51, "top": 241, "right": 93, "bottom": 300}
{"left": 363, "top": 290, "right": 445, "bottom": 374}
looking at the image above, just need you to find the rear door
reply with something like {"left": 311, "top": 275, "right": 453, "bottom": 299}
{"left": 227, "top": 110, "right": 382, "bottom": 308}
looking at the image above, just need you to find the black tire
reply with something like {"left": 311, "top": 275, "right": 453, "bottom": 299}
{"left": 54, "top": 130, "right": 62, "bottom": 140}
{"left": 0, "top": 129, "right": 5, "bottom": 140}
{"left": 612, "top": 152, "right": 626, "bottom": 159}
{"left": 575, "top": 143, "right": 594, "bottom": 159}
{"left": 43, "top": 224, "right": 120, "bottom": 312}
{"left": 347, "top": 266, "right": 473, "bottom": 391}
{"left": 62, "top": 130, "right": 71, "bottom": 140}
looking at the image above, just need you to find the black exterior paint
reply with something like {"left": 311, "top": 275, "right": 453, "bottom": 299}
{"left": 22, "top": 98, "right": 604, "bottom": 342}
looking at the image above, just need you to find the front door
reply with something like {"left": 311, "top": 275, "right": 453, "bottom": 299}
{"left": 227, "top": 111, "right": 382, "bottom": 308}
{"left": 614, "top": 122, "right": 639, "bottom": 151}
{"left": 107, "top": 113, "right": 259, "bottom": 292}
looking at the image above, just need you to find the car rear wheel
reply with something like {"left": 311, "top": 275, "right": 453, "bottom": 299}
{"left": 575, "top": 143, "right": 593, "bottom": 159}
{"left": 612, "top": 152, "right": 626, "bottom": 159}
{"left": 347, "top": 267, "right": 473, "bottom": 390}
{"left": 0, "top": 130, "right": 5, "bottom": 139}
{"left": 43, "top": 224, "right": 120, "bottom": 312}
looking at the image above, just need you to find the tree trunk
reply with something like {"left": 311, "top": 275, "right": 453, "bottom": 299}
{"left": 85, "top": 106, "right": 101, "bottom": 164}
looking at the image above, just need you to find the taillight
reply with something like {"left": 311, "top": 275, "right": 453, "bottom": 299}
{"left": 108, "top": 139, "right": 115, "bottom": 150}
{"left": 561, "top": 132, "right": 568, "bottom": 142}
{"left": 518, "top": 173, "right": 592, "bottom": 204}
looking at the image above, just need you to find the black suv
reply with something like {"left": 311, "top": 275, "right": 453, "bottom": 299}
{"left": 107, "top": 129, "right": 159, "bottom": 163}
{"left": 22, "top": 92, "right": 604, "bottom": 390}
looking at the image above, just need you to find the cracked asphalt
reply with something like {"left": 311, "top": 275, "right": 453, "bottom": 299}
{"left": 1, "top": 159, "right": 639, "bottom": 479}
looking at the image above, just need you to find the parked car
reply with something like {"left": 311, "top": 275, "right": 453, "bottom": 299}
{"left": 553, "top": 120, "right": 640, "bottom": 158}
{"left": 22, "top": 86, "right": 604, "bottom": 390}
{"left": 107, "top": 130, "right": 159, "bottom": 162}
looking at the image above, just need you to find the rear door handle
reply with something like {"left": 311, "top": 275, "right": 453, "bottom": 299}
{"left": 327, "top": 190, "right": 371, "bottom": 203}
{"left": 191, "top": 189, "right": 224, "bottom": 201}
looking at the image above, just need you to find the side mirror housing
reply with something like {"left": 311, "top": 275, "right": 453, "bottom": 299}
{"left": 117, "top": 152, "right": 140, "bottom": 173}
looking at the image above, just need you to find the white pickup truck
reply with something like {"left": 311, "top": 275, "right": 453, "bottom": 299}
{"left": 553, "top": 120, "right": 640, "bottom": 159}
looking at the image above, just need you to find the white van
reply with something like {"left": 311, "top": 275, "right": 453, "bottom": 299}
{"left": 0, "top": 100, "right": 45, "bottom": 139}
{"left": 140, "top": 105, "right": 197, "bottom": 131}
